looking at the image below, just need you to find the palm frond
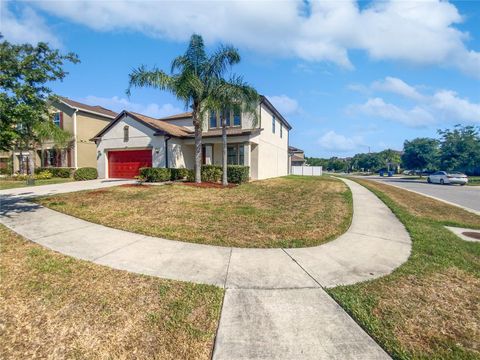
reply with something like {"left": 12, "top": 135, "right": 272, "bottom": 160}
{"left": 126, "top": 66, "right": 173, "bottom": 97}
{"left": 206, "top": 45, "right": 241, "bottom": 79}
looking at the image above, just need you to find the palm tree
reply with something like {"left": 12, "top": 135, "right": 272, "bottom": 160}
{"left": 127, "top": 34, "right": 240, "bottom": 183}
{"left": 203, "top": 76, "right": 259, "bottom": 186}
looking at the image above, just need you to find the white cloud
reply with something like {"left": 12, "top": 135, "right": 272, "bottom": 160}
{"left": 349, "top": 77, "right": 480, "bottom": 126}
{"left": 372, "top": 77, "right": 425, "bottom": 101}
{"left": 1, "top": 2, "right": 61, "bottom": 47}
{"left": 267, "top": 95, "right": 300, "bottom": 115}
{"left": 29, "top": 0, "right": 480, "bottom": 77}
{"left": 81, "top": 95, "right": 183, "bottom": 118}
{"left": 318, "top": 130, "right": 363, "bottom": 151}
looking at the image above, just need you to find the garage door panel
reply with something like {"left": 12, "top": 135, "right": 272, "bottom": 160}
{"left": 108, "top": 149, "right": 152, "bottom": 178}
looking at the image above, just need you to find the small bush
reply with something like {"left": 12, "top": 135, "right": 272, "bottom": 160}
{"left": 186, "top": 169, "right": 195, "bottom": 182}
{"left": 201, "top": 165, "right": 222, "bottom": 183}
{"left": 74, "top": 167, "right": 98, "bottom": 181}
{"left": 35, "top": 167, "right": 74, "bottom": 178}
{"left": 139, "top": 167, "right": 171, "bottom": 182}
{"left": 35, "top": 170, "right": 53, "bottom": 180}
{"left": 227, "top": 165, "right": 250, "bottom": 184}
{"left": 170, "top": 168, "right": 190, "bottom": 181}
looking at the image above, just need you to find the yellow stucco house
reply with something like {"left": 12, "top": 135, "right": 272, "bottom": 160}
{"left": 12, "top": 97, "right": 117, "bottom": 173}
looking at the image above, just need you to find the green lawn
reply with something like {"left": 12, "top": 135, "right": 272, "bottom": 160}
{"left": 329, "top": 178, "right": 480, "bottom": 360}
{"left": 0, "top": 177, "right": 74, "bottom": 190}
{"left": 467, "top": 176, "right": 480, "bottom": 186}
{"left": 0, "top": 224, "right": 223, "bottom": 359}
{"left": 37, "top": 175, "right": 353, "bottom": 248}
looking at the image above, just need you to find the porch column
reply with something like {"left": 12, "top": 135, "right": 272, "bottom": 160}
{"left": 243, "top": 143, "right": 251, "bottom": 178}
{"left": 205, "top": 144, "right": 213, "bottom": 165}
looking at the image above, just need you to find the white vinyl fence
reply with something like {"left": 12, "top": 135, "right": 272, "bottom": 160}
{"left": 291, "top": 166, "right": 323, "bottom": 176}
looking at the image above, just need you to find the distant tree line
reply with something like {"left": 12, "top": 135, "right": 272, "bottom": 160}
{"left": 306, "top": 125, "right": 480, "bottom": 175}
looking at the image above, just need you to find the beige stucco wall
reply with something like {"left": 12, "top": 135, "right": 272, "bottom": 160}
{"left": 76, "top": 111, "right": 112, "bottom": 168}
{"left": 256, "top": 104, "right": 289, "bottom": 180}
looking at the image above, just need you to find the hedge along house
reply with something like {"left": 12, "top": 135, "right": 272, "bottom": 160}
{"left": 92, "top": 96, "right": 291, "bottom": 180}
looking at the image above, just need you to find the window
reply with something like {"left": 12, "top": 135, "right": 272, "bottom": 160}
{"left": 53, "top": 112, "right": 61, "bottom": 127}
{"left": 280, "top": 124, "right": 283, "bottom": 138}
{"left": 233, "top": 109, "right": 241, "bottom": 126}
{"left": 209, "top": 111, "right": 217, "bottom": 128}
{"left": 123, "top": 125, "right": 129, "bottom": 142}
{"left": 227, "top": 144, "right": 245, "bottom": 165}
{"left": 272, "top": 116, "right": 276, "bottom": 133}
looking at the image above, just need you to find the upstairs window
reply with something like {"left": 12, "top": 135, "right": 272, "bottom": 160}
{"left": 123, "top": 125, "right": 129, "bottom": 142}
{"left": 233, "top": 109, "right": 241, "bottom": 126}
{"left": 280, "top": 124, "right": 283, "bottom": 138}
{"left": 53, "top": 112, "right": 61, "bottom": 127}
{"left": 272, "top": 116, "right": 276, "bottom": 133}
{"left": 209, "top": 111, "right": 217, "bottom": 128}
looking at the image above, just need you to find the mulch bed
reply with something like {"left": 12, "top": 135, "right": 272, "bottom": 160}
{"left": 182, "top": 182, "right": 237, "bottom": 189}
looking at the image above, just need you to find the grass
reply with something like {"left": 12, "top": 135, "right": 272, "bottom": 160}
{"left": 0, "top": 177, "right": 74, "bottom": 190}
{"left": 328, "top": 178, "right": 480, "bottom": 360}
{"left": 36, "top": 175, "right": 353, "bottom": 248}
{"left": 0, "top": 224, "right": 223, "bottom": 360}
{"left": 467, "top": 176, "right": 480, "bottom": 186}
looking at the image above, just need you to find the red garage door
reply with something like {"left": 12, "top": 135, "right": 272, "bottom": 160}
{"left": 108, "top": 149, "right": 152, "bottom": 178}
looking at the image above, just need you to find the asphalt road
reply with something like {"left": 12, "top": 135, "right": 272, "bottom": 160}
{"left": 366, "top": 176, "right": 480, "bottom": 213}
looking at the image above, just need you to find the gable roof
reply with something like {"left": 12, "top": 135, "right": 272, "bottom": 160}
{"left": 158, "top": 112, "right": 193, "bottom": 121}
{"left": 289, "top": 146, "right": 304, "bottom": 153}
{"left": 57, "top": 96, "right": 118, "bottom": 118}
{"left": 92, "top": 110, "right": 193, "bottom": 140}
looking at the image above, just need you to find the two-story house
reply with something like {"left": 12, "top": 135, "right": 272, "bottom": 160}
{"left": 288, "top": 146, "right": 306, "bottom": 167}
{"left": 11, "top": 97, "right": 117, "bottom": 173}
{"left": 92, "top": 96, "right": 292, "bottom": 180}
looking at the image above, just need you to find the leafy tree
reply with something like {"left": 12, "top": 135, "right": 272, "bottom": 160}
{"left": 378, "top": 149, "right": 402, "bottom": 172}
{"left": 438, "top": 125, "right": 480, "bottom": 175}
{"left": 350, "top": 152, "right": 384, "bottom": 172}
{"left": 127, "top": 34, "right": 240, "bottom": 183}
{"left": 305, "top": 157, "right": 329, "bottom": 167}
{"left": 401, "top": 138, "right": 439, "bottom": 173}
{"left": 0, "top": 38, "right": 79, "bottom": 179}
{"left": 203, "top": 76, "right": 258, "bottom": 185}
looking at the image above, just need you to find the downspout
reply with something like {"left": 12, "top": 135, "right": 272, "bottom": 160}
{"left": 73, "top": 109, "right": 78, "bottom": 168}
{"left": 164, "top": 135, "right": 171, "bottom": 168}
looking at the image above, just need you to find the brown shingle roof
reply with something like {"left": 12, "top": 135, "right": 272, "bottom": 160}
{"left": 128, "top": 112, "right": 193, "bottom": 137}
{"left": 291, "top": 154, "right": 306, "bottom": 162}
{"left": 58, "top": 96, "right": 118, "bottom": 118}
{"left": 158, "top": 112, "right": 193, "bottom": 121}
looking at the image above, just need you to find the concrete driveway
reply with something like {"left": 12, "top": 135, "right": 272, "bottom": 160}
{"left": 368, "top": 176, "right": 480, "bottom": 213}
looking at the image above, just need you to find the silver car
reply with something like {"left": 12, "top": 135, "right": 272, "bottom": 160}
{"left": 427, "top": 171, "right": 468, "bottom": 185}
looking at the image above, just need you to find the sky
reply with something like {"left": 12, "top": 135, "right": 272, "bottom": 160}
{"left": 2, "top": 0, "right": 480, "bottom": 158}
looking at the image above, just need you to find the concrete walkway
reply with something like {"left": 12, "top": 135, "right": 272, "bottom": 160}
{"left": 0, "top": 178, "right": 411, "bottom": 359}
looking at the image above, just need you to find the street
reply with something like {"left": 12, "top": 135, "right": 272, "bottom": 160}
{"left": 366, "top": 176, "right": 480, "bottom": 213}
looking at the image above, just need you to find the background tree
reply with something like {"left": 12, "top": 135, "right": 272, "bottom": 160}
{"left": 438, "top": 125, "right": 480, "bottom": 175}
{"left": 0, "top": 38, "right": 79, "bottom": 179}
{"left": 203, "top": 76, "right": 258, "bottom": 185}
{"left": 401, "top": 137, "right": 439, "bottom": 174}
{"left": 127, "top": 34, "right": 241, "bottom": 183}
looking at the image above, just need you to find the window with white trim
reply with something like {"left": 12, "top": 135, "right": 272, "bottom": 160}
{"left": 53, "top": 112, "right": 61, "bottom": 127}
{"left": 123, "top": 125, "right": 129, "bottom": 142}
{"left": 272, "top": 116, "right": 276, "bottom": 133}
{"left": 227, "top": 144, "right": 245, "bottom": 165}
{"left": 280, "top": 124, "right": 283, "bottom": 138}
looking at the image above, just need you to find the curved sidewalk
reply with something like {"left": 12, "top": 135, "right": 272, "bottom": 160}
{"left": 0, "top": 178, "right": 410, "bottom": 289}
{"left": 0, "top": 178, "right": 410, "bottom": 359}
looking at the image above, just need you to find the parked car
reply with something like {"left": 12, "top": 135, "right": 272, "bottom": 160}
{"left": 427, "top": 171, "right": 468, "bottom": 185}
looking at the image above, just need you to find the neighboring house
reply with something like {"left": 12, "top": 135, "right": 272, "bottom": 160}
{"left": 92, "top": 96, "right": 291, "bottom": 180}
{"left": 12, "top": 97, "right": 117, "bottom": 173}
{"left": 289, "top": 146, "right": 306, "bottom": 167}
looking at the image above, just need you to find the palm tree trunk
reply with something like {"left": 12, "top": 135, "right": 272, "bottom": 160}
{"left": 28, "top": 143, "right": 36, "bottom": 185}
{"left": 221, "top": 115, "right": 228, "bottom": 186}
{"left": 193, "top": 112, "right": 202, "bottom": 183}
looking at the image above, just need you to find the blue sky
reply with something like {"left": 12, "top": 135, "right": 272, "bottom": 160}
{"left": 2, "top": 0, "right": 479, "bottom": 158}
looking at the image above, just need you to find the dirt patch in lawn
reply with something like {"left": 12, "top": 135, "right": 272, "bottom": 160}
{"left": 36, "top": 176, "right": 352, "bottom": 248}
{"left": 182, "top": 182, "right": 237, "bottom": 189}
{"left": 373, "top": 268, "right": 480, "bottom": 357}
{"left": 0, "top": 225, "right": 223, "bottom": 360}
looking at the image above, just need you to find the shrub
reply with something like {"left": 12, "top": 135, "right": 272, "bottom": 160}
{"left": 74, "top": 167, "right": 98, "bottom": 181}
{"left": 35, "top": 170, "right": 53, "bottom": 180}
{"left": 186, "top": 169, "right": 195, "bottom": 182}
{"left": 170, "top": 168, "right": 190, "bottom": 181}
{"left": 201, "top": 165, "right": 222, "bottom": 183}
{"left": 227, "top": 165, "right": 250, "bottom": 184}
{"left": 35, "top": 167, "right": 74, "bottom": 178}
{"left": 139, "top": 167, "right": 171, "bottom": 182}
